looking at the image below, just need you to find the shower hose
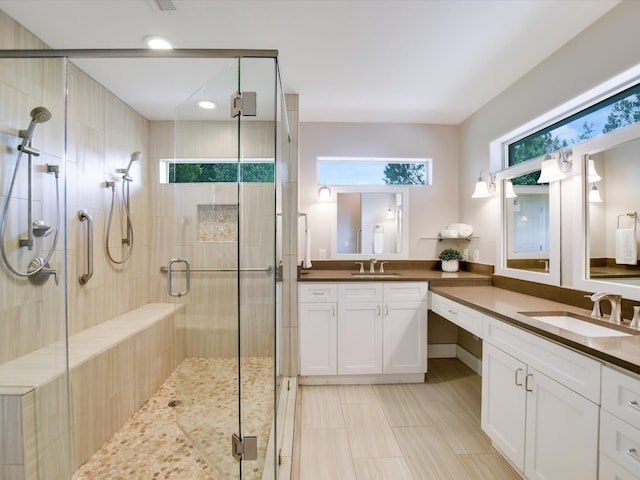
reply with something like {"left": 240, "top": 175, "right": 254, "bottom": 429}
{"left": 0, "top": 148, "right": 60, "bottom": 277}
{"left": 105, "top": 178, "right": 134, "bottom": 264}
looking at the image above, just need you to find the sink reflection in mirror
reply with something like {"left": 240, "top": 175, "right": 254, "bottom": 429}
{"left": 519, "top": 311, "right": 634, "bottom": 337}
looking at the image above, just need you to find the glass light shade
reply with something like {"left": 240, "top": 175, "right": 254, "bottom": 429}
{"left": 587, "top": 159, "right": 602, "bottom": 183}
{"left": 589, "top": 184, "right": 603, "bottom": 203}
{"left": 318, "top": 185, "right": 331, "bottom": 202}
{"left": 505, "top": 180, "right": 517, "bottom": 198}
{"left": 471, "top": 180, "right": 491, "bottom": 198}
{"left": 537, "top": 159, "right": 566, "bottom": 183}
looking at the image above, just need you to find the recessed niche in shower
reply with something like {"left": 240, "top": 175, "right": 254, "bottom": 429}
{"left": 197, "top": 204, "right": 237, "bottom": 242}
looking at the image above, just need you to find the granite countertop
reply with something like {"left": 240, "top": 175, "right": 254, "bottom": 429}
{"left": 431, "top": 285, "right": 640, "bottom": 375}
{"left": 298, "top": 261, "right": 492, "bottom": 287}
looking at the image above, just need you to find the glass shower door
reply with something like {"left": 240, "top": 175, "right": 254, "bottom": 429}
{"left": 170, "top": 56, "right": 278, "bottom": 479}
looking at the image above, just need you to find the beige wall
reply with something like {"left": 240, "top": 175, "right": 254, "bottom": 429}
{"left": 298, "top": 122, "right": 460, "bottom": 261}
{"left": 458, "top": 1, "right": 640, "bottom": 275}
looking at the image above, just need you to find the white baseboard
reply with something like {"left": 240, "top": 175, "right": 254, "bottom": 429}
{"left": 456, "top": 345, "right": 483, "bottom": 376}
{"left": 427, "top": 343, "right": 456, "bottom": 358}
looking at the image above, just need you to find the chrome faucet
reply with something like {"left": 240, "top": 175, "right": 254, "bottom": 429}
{"left": 589, "top": 293, "right": 623, "bottom": 324}
{"left": 369, "top": 258, "right": 377, "bottom": 273}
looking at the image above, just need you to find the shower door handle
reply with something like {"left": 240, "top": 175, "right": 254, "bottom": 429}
{"left": 78, "top": 209, "right": 93, "bottom": 285}
{"left": 167, "top": 258, "right": 191, "bottom": 297}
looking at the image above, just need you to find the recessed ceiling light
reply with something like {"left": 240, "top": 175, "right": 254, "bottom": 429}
{"left": 197, "top": 100, "right": 216, "bottom": 110}
{"left": 144, "top": 35, "right": 174, "bottom": 50}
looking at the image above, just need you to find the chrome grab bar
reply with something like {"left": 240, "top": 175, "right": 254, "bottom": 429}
{"left": 160, "top": 265, "right": 273, "bottom": 274}
{"left": 78, "top": 209, "right": 93, "bottom": 285}
{"left": 167, "top": 258, "right": 191, "bottom": 297}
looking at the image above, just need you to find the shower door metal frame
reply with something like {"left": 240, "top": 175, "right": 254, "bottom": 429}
{"left": 0, "top": 47, "right": 281, "bottom": 479}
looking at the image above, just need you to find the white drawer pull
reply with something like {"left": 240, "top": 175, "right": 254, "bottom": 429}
{"left": 628, "top": 400, "right": 640, "bottom": 413}
{"left": 626, "top": 448, "right": 640, "bottom": 464}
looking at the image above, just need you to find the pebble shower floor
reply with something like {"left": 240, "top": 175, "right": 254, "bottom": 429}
{"left": 72, "top": 357, "right": 274, "bottom": 480}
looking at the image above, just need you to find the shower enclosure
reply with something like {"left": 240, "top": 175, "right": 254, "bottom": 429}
{"left": 0, "top": 46, "right": 287, "bottom": 480}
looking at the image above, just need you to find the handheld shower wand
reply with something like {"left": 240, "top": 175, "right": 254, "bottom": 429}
{"left": 106, "top": 151, "right": 141, "bottom": 264}
{"left": 119, "top": 151, "right": 142, "bottom": 182}
{"left": 0, "top": 106, "right": 59, "bottom": 283}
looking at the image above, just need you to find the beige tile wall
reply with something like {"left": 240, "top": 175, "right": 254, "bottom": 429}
{"left": 148, "top": 120, "right": 278, "bottom": 359}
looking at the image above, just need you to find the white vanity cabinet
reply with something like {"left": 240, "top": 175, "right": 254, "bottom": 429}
{"left": 299, "top": 284, "right": 338, "bottom": 376}
{"left": 337, "top": 283, "right": 384, "bottom": 375}
{"left": 482, "top": 316, "right": 600, "bottom": 480}
{"left": 298, "top": 281, "right": 428, "bottom": 383}
{"left": 599, "top": 366, "right": 640, "bottom": 479}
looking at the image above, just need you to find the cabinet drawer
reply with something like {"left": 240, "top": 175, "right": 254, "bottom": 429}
{"left": 483, "top": 316, "right": 601, "bottom": 403}
{"left": 603, "top": 366, "right": 640, "bottom": 430}
{"left": 430, "top": 292, "right": 483, "bottom": 338}
{"left": 338, "top": 283, "right": 383, "bottom": 302}
{"left": 599, "top": 453, "right": 640, "bottom": 480}
{"left": 383, "top": 282, "right": 428, "bottom": 302}
{"left": 600, "top": 410, "right": 640, "bottom": 475}
{"left": 299, "top": 283, "right": 337, "bottom": 303}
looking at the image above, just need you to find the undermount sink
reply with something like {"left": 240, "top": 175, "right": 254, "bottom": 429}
{"left": 351, "top": 273, "right": 401, "bottom": 278}
{"left": 518, "top": 311, "right": 632, "bottom": 337}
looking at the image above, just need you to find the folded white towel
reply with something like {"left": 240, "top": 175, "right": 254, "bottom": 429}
{"left": 303, "top": 228, "right": 312, "bottom": 268}
{"left": 440, "top": 229, "right": 459, "bottom": 239}
{"left": 447, "top": 223, "right": 473, "bottom": 238}
{"left": 615, "top": 228, "right": 637, "bottom": 265}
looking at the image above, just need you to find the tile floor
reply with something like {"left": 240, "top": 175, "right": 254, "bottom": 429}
{"left": 295, "top": 358, "right": 521, "bottom": 480}
{"left": 73, "top": 357, "right": 517, "bottom": 480}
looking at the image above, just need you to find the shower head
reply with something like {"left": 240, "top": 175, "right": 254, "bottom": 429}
{"left": 32, "top": 219, "right": 54, "bottom": 238}
{"left": 30, "top": 107, "right": 52, "bottom": 123}
{"left": 19, "top": 106, "right": 52, "bottom": 149}
{"left": 122, "top": 151, "right": 142, "bottom": 181}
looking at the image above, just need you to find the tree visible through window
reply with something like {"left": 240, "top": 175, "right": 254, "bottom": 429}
{"left": 166, "top": 160, "right": 274, "bottom": 183}
{"left": 509, "top": 83, "right": 640, "bottom": 166}
{"left": 317, "top": 157, "right": 431, "bottom": 186}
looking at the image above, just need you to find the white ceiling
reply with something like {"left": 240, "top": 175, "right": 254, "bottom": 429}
{"left": 0, "top": 0, "right": 621, "bottom": 123}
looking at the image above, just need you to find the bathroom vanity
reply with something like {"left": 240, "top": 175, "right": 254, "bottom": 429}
{"left": 431, "top": 286, "right": 640, "bottom": 480}
{"left": 298, "top": 281, "right": 428, "bottom": 384}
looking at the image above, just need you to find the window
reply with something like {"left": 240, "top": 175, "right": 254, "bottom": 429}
{"left": 159, "top": 158, "right": 274, "bottom": 184}
{"left": 317, "top": 157, "right": 432, "bottom": 186}
{"left": 509, "top": 82, "right": 640, "bottom": 166}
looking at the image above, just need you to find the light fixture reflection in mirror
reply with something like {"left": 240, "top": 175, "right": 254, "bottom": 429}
{"left": 505, "top": 180, "right": 517, "bottom": 198}
{"left": 589, "top": 184, "right": 603, "bottom": 203}
{"left": 318, "top": 185, "right": 331, "bottom": 202}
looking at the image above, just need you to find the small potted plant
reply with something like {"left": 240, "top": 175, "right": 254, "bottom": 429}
{"left": 438, "top": 248, "right": 463, "bottom": 272}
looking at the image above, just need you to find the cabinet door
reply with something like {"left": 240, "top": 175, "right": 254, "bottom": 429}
{"left": 338, "top": 301, "right": 382, "bottom": 375}
{"left": 299, "top": 302, "right": 337, "bottom": 376}
{"left": 524, "top": 367, "right": 599, "bottom": 480}
{"left": 383, "top": 301, "right": 427, "bottom": 374}
{"left": 481, "top": 343, "right": 527, "bottom": 471}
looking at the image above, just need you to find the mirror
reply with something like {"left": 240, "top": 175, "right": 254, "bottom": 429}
{"left": 573, "top": 122, "right": 640, "bottom": 300}
{"left": 496, "top": 160, "right": 560, "bottom": 285}
{"left": 331, "top": 189, "right": 409, "bottom": 259}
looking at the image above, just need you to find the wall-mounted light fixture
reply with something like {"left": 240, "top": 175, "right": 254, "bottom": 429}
{"left": 386, "top": 208, "right": 395, "bottom": 219}
{"left": 587, "top": 158, "right": 602, "bottom": 183}
{"left": 504, "top": 180, "right": 517, "bottom": 198}
{"left": 318, "top": 185, "right": 331, "bottom": 202}
{"left": 471, "top": 170, "right": 495, "bottom": 198}
{"left": 588, "top": 184, "right": 603, "bottom": 203}
{"left": 537, "top": 148, "right": 572, "bottom": 183}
